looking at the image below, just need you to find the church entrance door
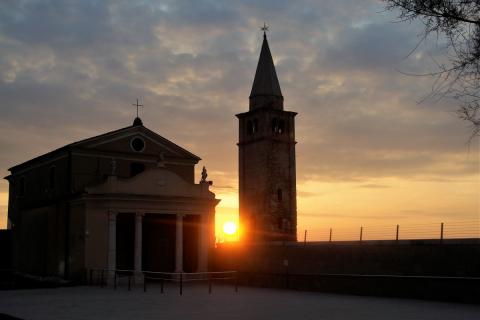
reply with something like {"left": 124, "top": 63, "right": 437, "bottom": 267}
{"left": 142, "top": 214, "right": 175, "bottom": 272}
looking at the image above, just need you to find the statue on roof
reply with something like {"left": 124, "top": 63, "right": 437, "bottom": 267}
{"left": 201, "top": 166, "right": 208, "bottom": 183}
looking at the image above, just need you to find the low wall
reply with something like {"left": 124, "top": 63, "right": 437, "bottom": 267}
{"left": 213, "top": 239, "right": 480, "bottom": 303}
{"left": 0, "top": 230, "right": 12, "bottom": 269}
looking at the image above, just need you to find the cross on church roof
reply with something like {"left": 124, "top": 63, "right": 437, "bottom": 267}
{"left": 132, "top": 98, "right": 144, "bottom": 118}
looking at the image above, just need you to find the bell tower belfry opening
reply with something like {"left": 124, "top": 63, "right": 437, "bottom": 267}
{"left": 237, "top": 29, "right": 297, "bottom": 243}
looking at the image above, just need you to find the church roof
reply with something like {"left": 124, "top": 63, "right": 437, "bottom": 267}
{"left": 8, "top": 119, "right": 201, "bottom": 172}
{"left": 250, "top": 33, "right": 283, "bottom": 99}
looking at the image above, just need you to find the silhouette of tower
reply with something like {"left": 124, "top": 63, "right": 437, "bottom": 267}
{"left": 237, "top": 31, "right": 297, "bottom": 242}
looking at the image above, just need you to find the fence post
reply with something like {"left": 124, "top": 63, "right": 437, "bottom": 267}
{"left": 208, "top": 273, "right": 212, "bottom": 294}
{"left": 285, "top": 267, "right": 289, "bottom": 289}
{"left": 100, "top": 269, "right": 104, "bottom": 288}
{"left": 180, "top": 272, "right": 183, "bottom": 296}
{"left": 360, "top": 226, "right": 363, "bottom": 242}
{"left": 128, "top": 274, "right": 131, "bottom": 291}
{"left": 114, "top": 271, "right": 117, "bottom": 290}
{"left": 396, "top": 224, "right": 399, "bottom": 242}
{"left": 329, "top": 228, "right": 332, "bottom": 242}
{"left": 143, "top": 274, "right": 146, "bottom": 292}
{"left": 235, "top": 272, "right": 238, "bottom": 293}
{"left": 89, "top": 269, "right": 92, "bottom": 286}
{"left": 440, "top": 222, "right": 444, "bottom": 243}
{"left": 161, "top": 278, "right": 164, "bottom": 294}
{"left": 304, "top": 230, "right": 307, "bottom": 245}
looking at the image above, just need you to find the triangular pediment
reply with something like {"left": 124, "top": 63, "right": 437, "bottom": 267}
{"left": 8, "top": 123, "right": 200, "bottom": 172}
{"left": 70, "top": 125, "right": 200, "bottom": 161}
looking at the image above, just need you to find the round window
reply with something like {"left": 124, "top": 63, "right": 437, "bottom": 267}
{"left": 130, "top": 137, "right": 145, "bottom": 152}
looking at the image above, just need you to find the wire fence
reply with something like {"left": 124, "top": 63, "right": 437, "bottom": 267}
{"left": 299, "top": 220, "right": 480, "bottom": 242}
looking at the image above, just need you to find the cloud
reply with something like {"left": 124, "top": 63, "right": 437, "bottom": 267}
{"left": 0, "top": 0, "right": 477, "bottom": 228}
{"left": 297, "top": 190, "right": 317, "bottom": 198}
{"left": 358, "top": 184, "right": 391, "bottom": 189}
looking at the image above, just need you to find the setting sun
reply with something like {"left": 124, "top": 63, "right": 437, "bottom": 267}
{"left": 223, "top": 221, "right": 237, "bottom": 235}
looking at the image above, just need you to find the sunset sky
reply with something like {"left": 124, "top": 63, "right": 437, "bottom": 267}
{"left": 0, "top": 0, "right": 478, "bottom": 240}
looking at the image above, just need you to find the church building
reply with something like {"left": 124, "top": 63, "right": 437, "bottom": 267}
{"left": 237, "top": 31, "right": 297, "bottom": 242}
{"left": 5, "top": 117, "right": 219, "bottom": 280}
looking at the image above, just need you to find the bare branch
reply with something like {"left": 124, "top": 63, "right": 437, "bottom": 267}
{"left": 384, "top": 0, "right": 480, "bottom": 138}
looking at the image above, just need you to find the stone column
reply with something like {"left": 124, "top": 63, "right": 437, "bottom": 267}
{"left": 175, "top": 214, "right": 184, "bottom": 273}
{"left": 134, "top": 212, "right": 144, "bottom": 281}
{"left": 107, "top": 210, "right": 117, "bottom": 283}
{"left": 197, "top": 214, "right": 208, "bottom": 272}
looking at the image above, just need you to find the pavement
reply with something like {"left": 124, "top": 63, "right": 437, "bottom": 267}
{"left": 0, "top": 283, "right": 479, "bottom": 320}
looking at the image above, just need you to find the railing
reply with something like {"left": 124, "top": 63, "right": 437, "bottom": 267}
{"left": 88, "top": 269, "right": 238, "bottom": 295}
{"left": 299, "top": 220, "right": 480, "bottom": 242}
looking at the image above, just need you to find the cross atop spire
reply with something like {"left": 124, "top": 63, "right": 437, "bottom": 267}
{"left": 249, "top": 27, "right": 283, "bottom": 110}
{"left": 261, "top": 22, "right": 269, "bottom": 35}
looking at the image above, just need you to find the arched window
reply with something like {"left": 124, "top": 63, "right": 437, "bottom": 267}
{"left": 19, "top": 176, "right": 25, "bottom": 197}
{"left": 49, "top": 166, "right": 56, "bottom": 189}
{"left": 272, "top": 118, "right": 278, "bottom": 133}
{"left": 130, "top": 162, "right": 145, "bottom": 177}
{"left": 277, "top": 188, "right": 283, "bottom": 201}
{"left": 279, "top": 120, "right": 285, "bottom": 134}
{"left": 272, "top": 118, "right": 286, "bottom": 134}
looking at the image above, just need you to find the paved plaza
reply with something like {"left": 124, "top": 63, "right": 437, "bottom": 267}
{"left": 0, "top": 284, "right": 479, "bottom": 320}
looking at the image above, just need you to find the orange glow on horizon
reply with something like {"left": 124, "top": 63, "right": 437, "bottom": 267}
{"left": 212, "top": 173, "right": 478, "bottom": 242}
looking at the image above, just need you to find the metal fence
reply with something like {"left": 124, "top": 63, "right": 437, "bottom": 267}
{"left": 88, "top": 269, "right": 238, "bottom": 295}
{"left": 299, "top": 220, "right": 480, "bottom": 242}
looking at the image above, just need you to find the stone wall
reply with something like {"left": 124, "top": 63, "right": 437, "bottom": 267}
{"left": 213, "top": 239, "right": 480, "bottom": 303}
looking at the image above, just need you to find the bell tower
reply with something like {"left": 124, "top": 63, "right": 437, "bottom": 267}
{"left": 237, "top": 30, "right": 297, "bottom": 242}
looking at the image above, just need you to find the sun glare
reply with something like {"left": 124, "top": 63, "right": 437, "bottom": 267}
{"left": 223, "top": 221, "right": 237, "bottom": 235}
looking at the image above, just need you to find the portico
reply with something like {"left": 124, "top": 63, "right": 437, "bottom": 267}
{"left": 82, "top": 168, "right": 218, "bottom": 281}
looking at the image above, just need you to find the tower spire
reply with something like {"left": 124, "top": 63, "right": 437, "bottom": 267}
{"left": 249, "top": 26, "right": 283, "bottom": 110}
